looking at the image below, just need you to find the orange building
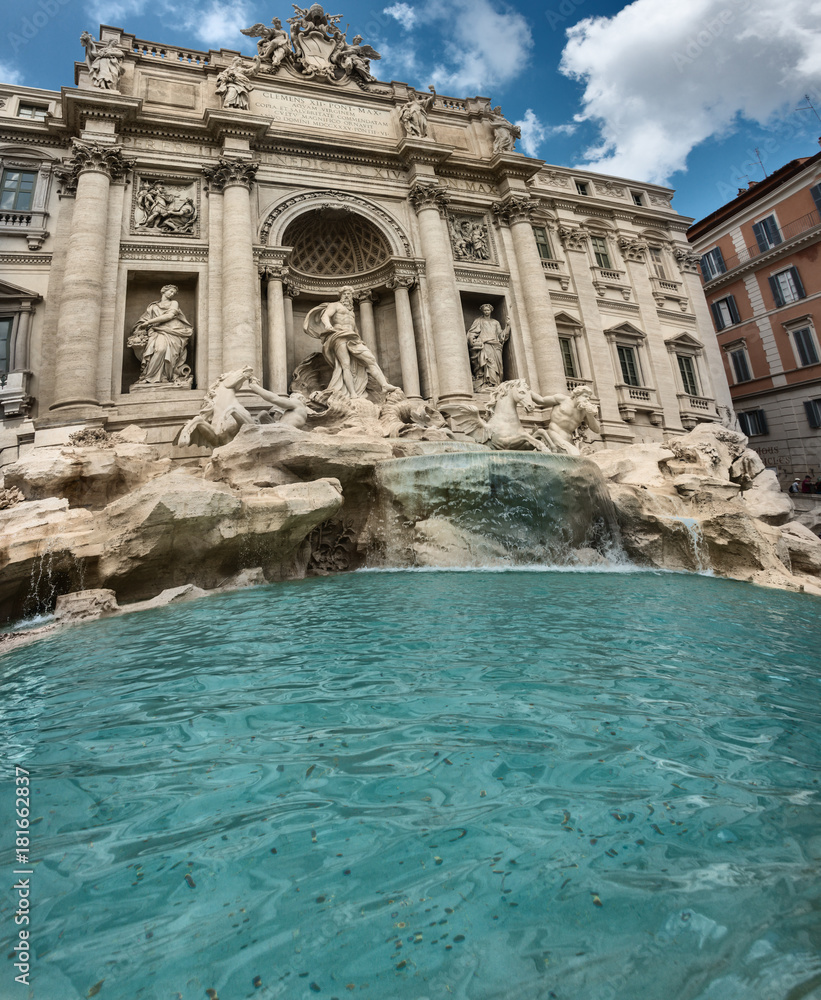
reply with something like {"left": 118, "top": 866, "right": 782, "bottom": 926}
{"left": 688, "top": 143, "right": 821, "bottom": 485}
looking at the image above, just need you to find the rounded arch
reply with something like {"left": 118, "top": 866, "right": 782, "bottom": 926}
{"left": 259, "top": 189, "right": 413, "bottom": 258}
{"left": 283, "top": 209, "right": 392, "bottom": 279}
{"left": 0, "top": 144, "right": 58, "bottom": 161}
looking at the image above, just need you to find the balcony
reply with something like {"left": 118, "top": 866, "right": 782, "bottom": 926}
{"left": 541, "top": 257, "right": 570, "bottom": 290}
{"left": 0, "top": 209, "right": 50, "bottom": 251}
{"left": 0, "top": 371, "right": 33, "bottom": 417}
{"left": 591, "top": 265, "right": 632, "bottom": 301}
{"left": 650, "top": 275, "right": 689, "bottom": 312}
{"left": 677, "top": 392, "right": 717, "bottom": 430}
{"left": 615, "top": 383, "right": 663, "bottom": 425}
{"left": 703, "top": 209, "right": 821, "bottom": 288}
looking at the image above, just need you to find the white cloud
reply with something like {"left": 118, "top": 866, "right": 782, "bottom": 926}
{"left": 85, "top": 0, "right": 148, "bottom": 24}
{"left": 514, "top": 111, "right": 577, "bottom": 158}
{"left": 84, "top": 0, "right": 254, "bottom": 50}
{"left": 425, "top": 0, "right": 533, "bottom": 95}
{"left": 185, "top": 2, "right": 255, "bottom": 49}
{"left": 559, "top": 0, "right": 821, "bottom": 184}
{"left": 384, "top": 3, "right": 418, "bottom": 31}
{"left": 0, "top": 61, "right": 25, "bottom": 86}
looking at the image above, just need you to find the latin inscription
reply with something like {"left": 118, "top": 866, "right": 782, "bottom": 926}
{"left": 250, "top": 92, "right": 396, "bottom": 140}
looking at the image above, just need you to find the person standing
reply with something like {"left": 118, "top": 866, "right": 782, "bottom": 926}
{"left": 802, "top": 475, "right": 813, "bottom": 494}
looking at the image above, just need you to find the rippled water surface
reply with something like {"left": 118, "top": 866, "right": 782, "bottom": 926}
{"left": 2, "top": 570, "right": 821, "bottom": 1000}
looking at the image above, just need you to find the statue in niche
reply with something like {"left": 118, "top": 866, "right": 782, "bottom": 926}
{"left": 178, "top": 366, "right": 309, "bottom": 448}
{"left": 450, "top": 216, "right": 490, "bottom": 262}
{"left": 486, "top": 105, "right": 521, "bottom": 154}
{"left": 303, "top": 286, "right": 398, "bottom": 398}
{"left": 530, "top": 385, "right": 602, "bottom": 457}
{"left": 134, "top": 180, "right": 198, "bottom": 235}
{"left": 216, "top": 57, "right": 255, "bottom": 110}
{"left": 127, "top": 284, "right": 194, "bottom": 389}
{"left": 466, "top": 304, "right": 510, "bottom": 391}
{"left": 399, "top": 87, "right": 436, "bottom": 137}
{"left": 241, "top": 18, "right": 292, "bottom": 73}
{"left": 80, "top": 32, "right": 125, "bottom": 90}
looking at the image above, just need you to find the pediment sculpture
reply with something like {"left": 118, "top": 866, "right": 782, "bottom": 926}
{"left": 242, "top": 5, "right": 380, "bottom": 84}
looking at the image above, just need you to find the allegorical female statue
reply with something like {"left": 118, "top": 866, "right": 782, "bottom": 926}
{"left": 216, "top": 57, "right": 254, "bottom": 110}
{"left": 399, "top": 87, "right": 436, "bottom": 137}
{"left": 127, "top": 285, "right": 194, "bottom": 389}
{"left": 466, "top": 303, "right": 510, "bottom": 390}
{"left": 80, "top": 32, "right": 125, "bottom": 90}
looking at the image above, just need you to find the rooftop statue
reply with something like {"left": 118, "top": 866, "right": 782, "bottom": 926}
{"left": 241, "top": 5, "right": 379, "bottom": 84}
{"left": 486, "top": 105, "right": 521, "bottom": 154}
{"left": 80, "top": 32, "right": 125, "bottom": 90}
{"left": 216, "top": 57, "right": 255, "bottom": 110}
{"left": 399, "top": 87, "right": 436, "bottom": 138}
{"left": 303, "top": 286, "right": 397, "bottom": 398}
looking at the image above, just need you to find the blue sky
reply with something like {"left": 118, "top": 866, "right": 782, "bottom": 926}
{"left": 2, "top": 0, "right": 820, "bottom": 223}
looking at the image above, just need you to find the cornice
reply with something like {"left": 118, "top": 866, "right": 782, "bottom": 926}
{"left": 119, "top": 242, "right": 209, "bottom": 261}
{"left": 0, "top": 253, "right": 53, "bottom": 265}
{"left": 703, "top": 225, "right": 821, "bottom": 293}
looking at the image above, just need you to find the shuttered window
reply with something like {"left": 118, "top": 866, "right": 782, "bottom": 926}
{"left": 728, "top": 347, "right": 752, "bottom": 383}
{"left": 533, "top": 226, "right": 552, "bottom": 260}
{"left": 700, "top": 247, "right": 726, "bottom": 281}
{"left": 711, "top": 296, "right": 741, "bottom": 331}
{"left": 769, "top": 267, "right": 806, "bottom": 307}
{"left": 793, "top": 327, "right": 820, "bottom": 367}
{"left": 811, "top": 183, "right": 821, "bottom": 216}
{"left": 591, "top": 236, "right": 611, "bottom": 269}
{"left": 805, "top": 399, "right": 821, "bottom": 429}
{"left": 752, "top": 215, "right": 782, "bottom": 252}
{"left": 738, "top": 410, "right": 768, "bottom": 436}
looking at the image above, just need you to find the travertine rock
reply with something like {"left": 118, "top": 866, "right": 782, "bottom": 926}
{"left": 780, "top": 521, "right": 821, "bottom": 576}
{"left": 55, "top": 589, "right": 119, "bottom": 622}
{"left": 672, "top": 474, "right": 741, "bottom": 503}
{"left": 3, "top": 442, "right": 171, "bottom": 508}
{"left": 410, "top": 517, "right": 510, "bottom": 568}
{"left": 742, "top": 470, "right": 794, "bottom": 525}
{"left": 588, "top": 443, "right": 675, "bottom": 490}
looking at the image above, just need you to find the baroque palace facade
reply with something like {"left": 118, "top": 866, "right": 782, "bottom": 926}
{"left": 0, "top": 6, "right": 733, "bottom": 463}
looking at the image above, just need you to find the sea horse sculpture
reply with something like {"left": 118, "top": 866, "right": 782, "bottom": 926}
{"left": 447, "top": 380, "right": 551, "bottom": 452}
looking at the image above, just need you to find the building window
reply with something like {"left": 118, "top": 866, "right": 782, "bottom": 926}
{"left": 591, "top": 236, "right": 611, "bottom": 269}
{"left": 617, "top": 344, "right": 642, "bottom": 386}
{"left": 0, "top": 317, "right": 11, "bottom": 376}
{"left": 575, "top": 181, "right": 590, "bottom": 196}
{"left": 727, "top": 345, "right": 752, "bottom": 383}
{"left": 533, "top": 226, "right": 552, "bottom": 260}
{"left": 631, "top": 191, "right": 644, "bottom": 206}
{"left": 559, "top": 337, "right": 578, "bottom": 379}
{"left": 737, "top": 410, "right": 768, "bottom": 437}
{"left": 677, "top": 354, "right": 699, "bottom": 396}
{"left": 711, "top": 295, "right": 741, "bottom": 331}
{"left": 792, "top": 326, "right": 820, "bottom": 367}
{"left": 811, "top": 183, "right": 821, "bottom": 217}
{"left": 805, "top": 398, "right": 821, "bottom": 429}
{"left": 769, "top": 267, "right": 806, "bottom": 307}
{"left": 649, "top": 247, "right": 667, "bottom": 279}
{"left": 0, "top": 170, "right": 37, "bottom": 212}
{"left": 17, "top": 103, "right": 48, "bottom": 121}
{"left": 752, "top": 214, "right": 782, "bottom": 252}
{"left": 700, "top": 247, "right": 726, "bottom": 281}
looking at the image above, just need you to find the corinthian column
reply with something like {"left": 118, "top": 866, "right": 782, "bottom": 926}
{"left": 495, "top": 196, "right": 565, "bottom": 395}
{"left": 204, "top": 157, "right": 260, "bottom": 373}
{"left": 356, "top": 290, "right": 379, "bottom": 355}
{"left": 387, "top": 276, "right": 422, "bottom": 399}
{"left": 409, "top": 181, "right": 473, "bottom": 404}
{"left": 260, "top": 265, "right": 288, "bottom": 393}
{"left": 51, "top": 141, "right": 134, "bottom": 411}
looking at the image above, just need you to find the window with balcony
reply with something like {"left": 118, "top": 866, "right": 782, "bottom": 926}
{"left": 727, "top": 344, "right": 752, "bottom": 383}
{"left": 791, "top": 326, "right": 819, "bottom": 367}
{"left": 533, "top": 226, "right": 553, "bottom": 260}
{"left": 700, "top": 247, "right": 726, "bottom": 281}
{"left": 737, "top": 410, "right": 768, "bottom": 436}
{"left": 711, "top": 295, "right": 741, "bottom": 331}
{"left": 617, "top": 344, "right": 642, "bottom": 387}
{"left": 0, "top": 316, "right": 11, "bottom": 377}
{"left": 769, "top": 266, "right": 806, "bottom": 307}
{"left": 752, "top": 214, "right": 783, "bottom": 252}
{"left": 591, "top": 236, "right": 611, "bottom": 269}
{"left": 649, "top": 247, "right": 667, "bottom": 279}
{"left": 559, "top": 337, "right": 578, "bottom": 379}
{"left": 811, "top": 183, "right": 821, "bottom": 216}
{"left": 677, "top": 354, "right": 699, "bottom": 396}
{"left": 0, "top": 169, "right": 37, "bottom": 213}
{"left": 17, "top": 104, "right": 48, "bottom": 121}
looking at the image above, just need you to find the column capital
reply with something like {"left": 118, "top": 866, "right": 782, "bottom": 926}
{"left": 557, "top": 225, "right": 590, "bottom": 252}
{"left": 203, "top": 156, "right": 259, "bottom": 192}
{"left": 356, "top": 289, "right": 380, "bottom": 305}
{"left": 492, "top": 196, "right": 534, "bottom": 227}
{"left": 409, "top": 181, "right": 450, "bottom": 218}
{"left": 618, "top": 237, "right": 649, "bottom": 263}
{"left": 283, "top": 279, "right": 301, "bottom": 299}
{"left": 673, "top": 247, "right": 703, "bottom": 274}
{"left": 55, "top": 139, "right": 134, "bottom": 195}
{"left": 259, "top": 264, "right": 288, "bottom": 281}
{"left": 387, "top": 275, "right": 416, "bottom": 291}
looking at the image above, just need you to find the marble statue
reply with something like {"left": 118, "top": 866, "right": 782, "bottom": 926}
{"left": 330, "top": 31, "right": 381, "bottom": 82}
{"left": 303, "top": 286, "right": 397, "bottom": 398}
{"left": 127, "top": 285, "right": 194, "bottom": 389}
{"left": 80, "top": 32, "right": 125, "bottom": 90}
{"left": 216, "top": 58, "right": 254, "bottom": 110}
{"left": 178, "top": 367, "right": 308, "bottom": 448}
{"left": 241, "top": 18, "right": 292, "bottom": 73}
{"left": 448, "top": 380, "right": 550, "bottom": 452}
{"left": 399, "top": 88, "right": 435, "bottom": 136}
{"left": 289, "top": 4, "right": 343, "bottom": 77}
{"left": 450, "top": 216, "right": 490, "bottom": 262}
{"left": 466, "top": 304, "right": 510, "bottom": 390}
{"left": 486, "top": 105, "right": 521, "bottom": 154}
{"left": 135, "top": 181, "right": 198, "bottom": 234}
{"left": 530, "top": 385, "right": 601, "bottom": 457}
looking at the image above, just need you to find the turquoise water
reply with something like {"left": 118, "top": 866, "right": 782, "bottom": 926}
{"left": 1, "top": 570, "right": 821, "bottom": 1000}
